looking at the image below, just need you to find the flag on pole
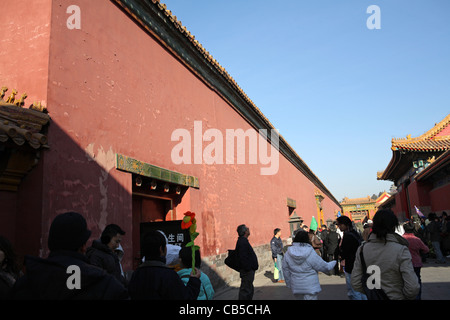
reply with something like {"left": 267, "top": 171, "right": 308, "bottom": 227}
{"left": 310, "top": 216, "right": 318, "bottom": 231}
{"left": 414, "top": 205, "right": 425, "bottom": 218}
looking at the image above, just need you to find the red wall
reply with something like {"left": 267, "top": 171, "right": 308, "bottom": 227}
{"left": 430, "top": 183, "right": 450, "bottom": 213}
{"left": 1, "top": 0, "right": 341, "bottom": 270}
{"left": 408, "top": 180, "right": 431, "bottom": 207}
{"left": 390, "top": 179, "right": 449, "bottom": 220}
{"left": 0, "top": 0, "right": 52, "bottom": 258}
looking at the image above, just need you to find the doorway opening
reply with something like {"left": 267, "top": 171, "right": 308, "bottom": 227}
{"left": 131, "top": 174, "right": 188, "bottom": 269}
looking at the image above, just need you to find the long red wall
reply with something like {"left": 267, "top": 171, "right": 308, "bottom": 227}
{"left": 1, "top": 0, "right": 341, "bottom": 270}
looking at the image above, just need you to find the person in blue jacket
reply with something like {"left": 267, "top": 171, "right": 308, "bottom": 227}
{"left": 177, "top": 247, "right": 215, "bottom": 300}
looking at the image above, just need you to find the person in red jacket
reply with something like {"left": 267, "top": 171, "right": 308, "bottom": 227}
{"left": 402, "top": 221, "right": 429, "bottom": 300}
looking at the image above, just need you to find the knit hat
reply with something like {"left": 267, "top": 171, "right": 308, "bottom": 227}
{"left": 48, "top": 212, "right": 92, "bottom": 252}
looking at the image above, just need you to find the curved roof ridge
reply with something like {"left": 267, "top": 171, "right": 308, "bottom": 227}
{"left": 392, "top": 113, "right": 450, "bottom": 145}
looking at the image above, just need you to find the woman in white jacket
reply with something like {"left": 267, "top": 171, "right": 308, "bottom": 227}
{"left": 283, "top": 230, "right": 337, "bottom": 300}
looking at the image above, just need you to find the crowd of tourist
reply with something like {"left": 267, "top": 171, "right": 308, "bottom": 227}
{"left": 0, "top": 209, "right": 448, "bottom": 300}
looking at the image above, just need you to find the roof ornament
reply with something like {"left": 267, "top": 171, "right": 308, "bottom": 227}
{"left": 5, "top": 89, "right": 17, "bottom": 104}
{"left": 0, "top": 85, "right": 47, "bottom": 113}
{"left": 29, "top": 101, "right": 48, "bottom": 113}
{"left": 427, "top": 156, "right": 436, "bottom": 164}
{"left": 0, "top": 86, "right": 8, "bottom": 101}
{"left": 14, "top": 92, "right": 27, "bottom": 107}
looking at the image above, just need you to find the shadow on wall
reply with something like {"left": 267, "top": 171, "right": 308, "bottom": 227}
{"left": 5, "top": 120, "right": 242, "bottom": 293}
{"left": 1, "top": 120, "right": 132, "bottom": 268}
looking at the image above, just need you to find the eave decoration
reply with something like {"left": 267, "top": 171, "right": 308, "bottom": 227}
{"left": 0, "top": 86, "right": 50, "bottom": 191}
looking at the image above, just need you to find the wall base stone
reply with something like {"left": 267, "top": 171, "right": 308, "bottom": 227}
{"left": 201, "top": 241, "right": 287, "bottom": 292}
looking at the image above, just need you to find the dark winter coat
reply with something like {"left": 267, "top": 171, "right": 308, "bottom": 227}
{"left": 324, "top": 230, "right": 340, "bottom": 255}
{"left": 236, "top": 236, "right": 259, "bottom": 272}
{"left": 339, "top": 230, "right": 362, "bottom": 274}
{"left": 127, "top": 259, "right": 201, "bottom": 300}
{"left": 86, "top": 239, "right": 125, "bottom": 285}
{"left": 427, "top": 221, "right": 442, "bottom": 242}
{"left": 10, "top": 251, "right": 128, "bottom": 300}
{"left": 270, "top": 236, "right": 284, "bottom": 259}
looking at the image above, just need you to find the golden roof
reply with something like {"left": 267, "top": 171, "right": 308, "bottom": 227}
{"left": 391, "top": 114, "right": 450, "bottom": 152}
{"left": 340, "top": 196, "right": 376, "bottom": 205}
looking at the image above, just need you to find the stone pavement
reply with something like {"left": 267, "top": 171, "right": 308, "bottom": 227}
{"left": 214, "top": 257, "right": 450, "bottom": 300}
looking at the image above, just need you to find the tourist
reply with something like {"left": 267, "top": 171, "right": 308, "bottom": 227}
{"left": 127, "top": 230, "right": 201, "bottom": 300}
{"left": 114, "top": 243, "right": 129, "bottom": 285}
{"left": 86, "top": 224, "right": 127, "bottom": 285}
{"left": 324, "top": 224, "right": 340, "bottom": 275}
{"left": 427, "top": 213, "right": 446, "bottom": 263}
{"left": 441, "top": 213, "right": 450, "bottom": 256}
{"left": 351, "top": 209, "right": 420, "bottom": 300}
{"left": 402, "top": 221, "right": 429, "bottom": 299}
{"left": 362, "top": 219, "right": 373, "bottom": 242}
{"left": 319, "top": 225, "right": 329, "bottom": 260}
{"left": 416, "top": 217, "right": 429, "bottom": 263}
{"left": 236, "top": 224, "right": 259, "bottom": 300}
{"left": 282, "top": 230, "right": 336, "bottom": 300}
{"left": 177, "top": 247, "right": 215, "bottom": 300}
{"left": 270, "top": 228, "right": 285, "bottom": 283}
{"left": 157, "top": 230, "right": 182, "bottom": 267}
{"left": 308, "top": 228, "right": 322, "bottom": 256}
{"left": 336, "top": 215, "right": 367, "bottom": 300}
{"left": 11, "top": 212, "right": 128, "bottom": 299}
{"left": 0, "top": 236, "right": 22, "bottom": 299}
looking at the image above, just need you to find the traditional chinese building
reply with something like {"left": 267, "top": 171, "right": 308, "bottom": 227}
{"left": 0, "top": 0, "right": 341, "bottom": 287}
{"left": 340, "top": 192, "right": 391, "bottom": 228}
{"left": 377, "top": 114, "right": 450, "bottom": 221}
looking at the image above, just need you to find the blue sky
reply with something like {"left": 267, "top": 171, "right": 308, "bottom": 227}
{"left": 161, "top": 0, "right": 450, "bottom": 201}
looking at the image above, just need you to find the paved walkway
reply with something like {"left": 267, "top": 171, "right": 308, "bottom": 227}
{"left": 214, "top": 257, "right": 450, "bottom": 300}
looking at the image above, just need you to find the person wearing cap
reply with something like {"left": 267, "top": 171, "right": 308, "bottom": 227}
{"left": 10, "top": 212, "right": 129, "bottom": 300}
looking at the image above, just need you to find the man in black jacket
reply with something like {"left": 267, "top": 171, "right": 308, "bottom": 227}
{"left": 127, "top": 230, "right": 201, "bottom": 300}
{"left": 324, "top": 223, "right": 340, "bottom": 275}
{"left": 236, "top": 224, "right": 258, "bottom": 300}
{"left": 11, "top": 212, "right": 128, "bottom": 300}
{"left": 86, "top": 224, "right": 126, "bottom": 286}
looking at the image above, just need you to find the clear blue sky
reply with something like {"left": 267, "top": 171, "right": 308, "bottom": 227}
{"left": 162, "top": 0, "right": 450, "bottom": 201}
